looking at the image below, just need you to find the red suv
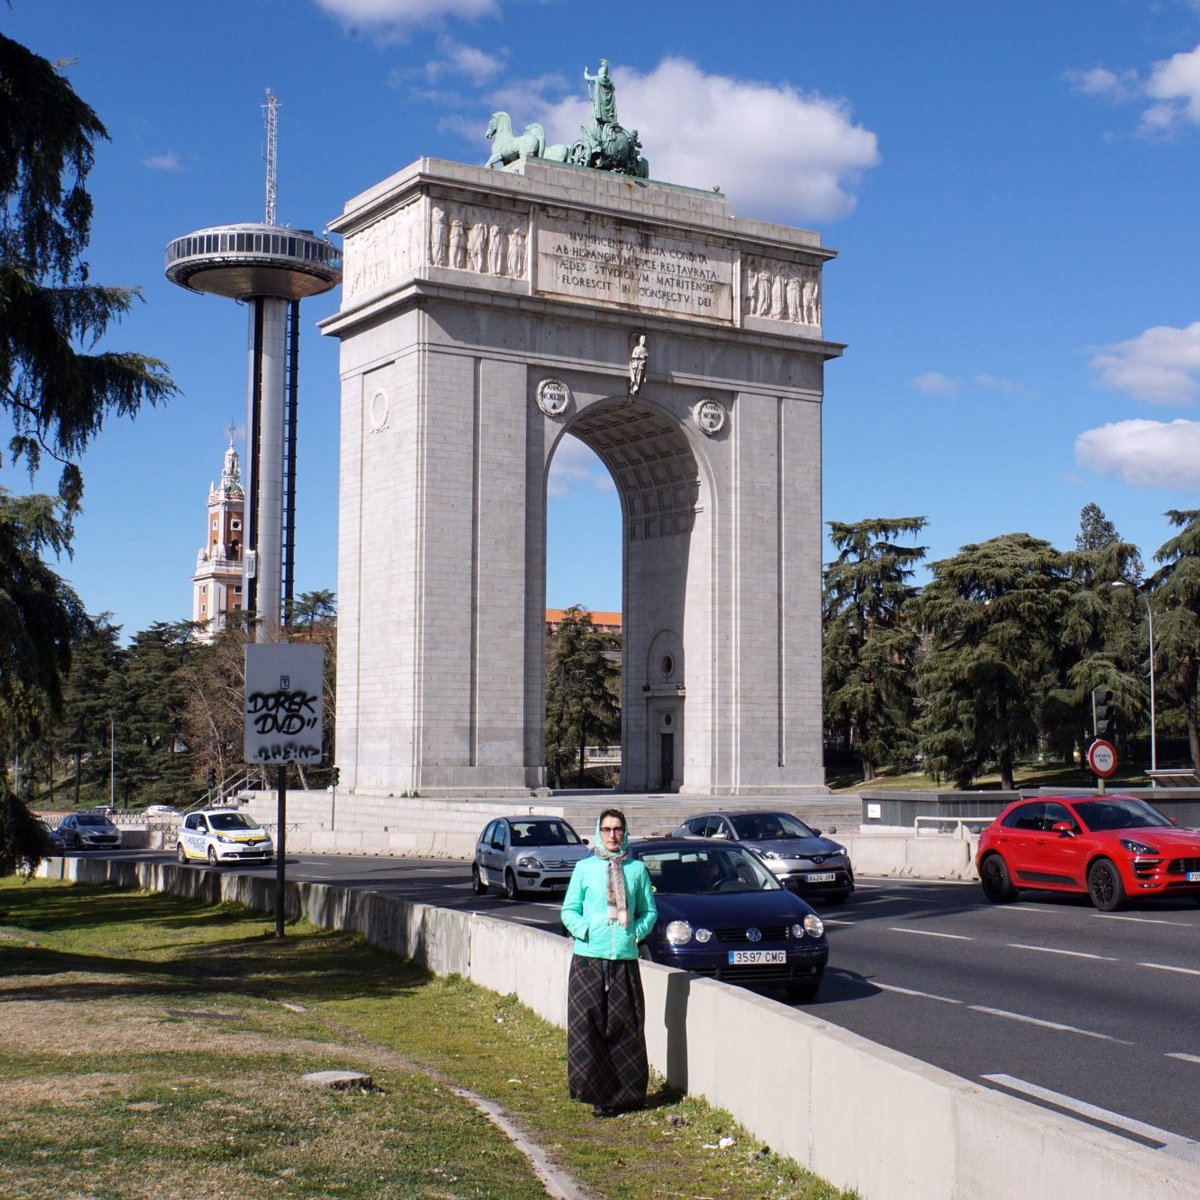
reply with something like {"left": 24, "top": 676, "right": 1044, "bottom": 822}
{"left": 976, "top": 793, "right": 1200, "bottom": 911}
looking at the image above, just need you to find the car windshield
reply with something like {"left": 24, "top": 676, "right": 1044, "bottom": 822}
{"left": 635, "top": 846, "right": 780, "bottom": 894}
{"left": 729, "top": 812, "right": 816, "bottom": 840}
{"left": 208, "top": 813, "right": 256, "bottom": 832}
{"left": 1072, "top": 799, "right": 1173, "bottom": 832}
{"left": 77, "top": 813, "right": 110, "bottom": 826}
{"left": 509, "top": 820, "right": 580, "bottom": 847}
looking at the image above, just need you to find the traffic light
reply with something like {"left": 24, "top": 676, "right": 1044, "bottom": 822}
{"left": 1092, "top": 687, "right": 1114, "bottom": 736}
{"left": 330, "top": 765, "right": 340, "bottom": 788}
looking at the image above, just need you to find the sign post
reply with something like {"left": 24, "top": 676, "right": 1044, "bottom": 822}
{"left": 244, "top": 644, "right": 324, "bottom": 936}
{"left": 1086, "top": 738, "right": 1117, "bottom": 793}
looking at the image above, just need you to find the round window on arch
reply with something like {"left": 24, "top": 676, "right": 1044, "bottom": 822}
{"left": 661, "top": 654, "right": 674, "bottom": 678}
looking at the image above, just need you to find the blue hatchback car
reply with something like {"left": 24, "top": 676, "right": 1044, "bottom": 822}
{"left": 628, "top": 838, "right": 828, "bottom": 1002}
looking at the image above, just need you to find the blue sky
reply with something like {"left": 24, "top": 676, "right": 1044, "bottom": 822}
{"left": 8, "top": 0, "right": 1200, "bottom": 637}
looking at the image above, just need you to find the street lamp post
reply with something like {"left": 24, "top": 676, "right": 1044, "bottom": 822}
{"left": 1112, "top": 582, "right": 1157, "bottom": 779}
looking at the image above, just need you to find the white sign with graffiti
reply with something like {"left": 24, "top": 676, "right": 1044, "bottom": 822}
{"left": 243, "top": 644, "right": 324, "bottom": 765}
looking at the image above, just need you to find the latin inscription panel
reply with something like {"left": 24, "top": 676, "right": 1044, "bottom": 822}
{"left": 537, "top": 210, "right": 733, "bottom": 321}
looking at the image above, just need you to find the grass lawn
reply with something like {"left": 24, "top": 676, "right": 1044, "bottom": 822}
{"left": 0, "top": 878, "right": 857, "bottom": 1200}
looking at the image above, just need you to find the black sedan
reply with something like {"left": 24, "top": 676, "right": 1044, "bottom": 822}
{"left": 672, "top": 809, "right": 854, "bottom": 902}
{"left": 629, "top": 838, "right": 828, "bottom": 1002}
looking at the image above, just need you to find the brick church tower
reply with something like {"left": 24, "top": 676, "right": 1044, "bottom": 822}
{"left": 191, "top": 436, "right": 246, "bottom": 639}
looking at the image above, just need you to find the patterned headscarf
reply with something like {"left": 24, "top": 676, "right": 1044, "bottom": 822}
{"left": 594, "top": 813, "right": 630, "bottom": 928}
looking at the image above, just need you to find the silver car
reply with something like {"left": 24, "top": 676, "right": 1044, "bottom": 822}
{"left": 472, "top": 816, "right": 591, "bottom": 900}
{"left": 55, "top": 811, "right": 122, "bottom": 850}
{"left": 672, "top": 810, "right": 854, "bottom": 903}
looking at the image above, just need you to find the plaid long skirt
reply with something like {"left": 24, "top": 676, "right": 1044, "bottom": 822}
{"left": 567, "top": 955, "right": 648, "bottom": 1108}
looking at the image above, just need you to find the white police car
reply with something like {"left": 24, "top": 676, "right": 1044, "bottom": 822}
{"left": 176, "top": 809, "right": 273, "bottom": 866}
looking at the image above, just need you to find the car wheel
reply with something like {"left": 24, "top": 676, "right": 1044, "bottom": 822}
{"left": 207, "top": 845, "right": 219, "bottom": 867}
{"left": 176, "top": 843, "right": 188, "bottom": 865}
{"left": 1087, "top": 858, "right": 1127, "bottom": 912}
{"left": 786, "top": 978, "right": 821, "bottom": 1003}
{"left": 979, "top": 853, "right": 1017, "bottom": 903}
{"left": 472, "top": 864, "right": 487, "bottom": 896}
{"left": 504, "top": 868, "right": 520, "bottom": 901}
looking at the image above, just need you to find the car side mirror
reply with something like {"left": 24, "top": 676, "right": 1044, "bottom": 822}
{"left": 812, "top": 829, "right": 823, "bottom": 837}
{"left": 1051, "top": 820, "right": 1075, "bottom": 836}
{"left": 582, "top": 838, "right": 590, "bottom": 845}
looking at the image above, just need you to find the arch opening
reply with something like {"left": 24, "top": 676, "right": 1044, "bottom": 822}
{"left": 545, "top": 399, "right": 706, "bottom": 794}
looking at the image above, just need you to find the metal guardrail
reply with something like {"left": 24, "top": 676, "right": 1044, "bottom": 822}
{"left": 913, "top": 815, "right": 991, "bottom": 838}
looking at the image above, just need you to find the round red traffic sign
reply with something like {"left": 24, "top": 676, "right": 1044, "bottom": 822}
{"left": 1087, "top": 739, "right": 1118, "bottom": 778}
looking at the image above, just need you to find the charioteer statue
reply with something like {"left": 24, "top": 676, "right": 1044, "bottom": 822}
{"left": 485, "top": 58, "right": 650, "bottom": 179}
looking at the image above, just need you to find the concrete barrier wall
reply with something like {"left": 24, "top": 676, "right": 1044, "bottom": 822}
{"left": 36, "top": 856, "right": 1200, "bottom": 1200}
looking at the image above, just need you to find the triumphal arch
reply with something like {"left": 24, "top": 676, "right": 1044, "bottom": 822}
{"left": 321, "top": 68, "right": 841, "bottom": 798}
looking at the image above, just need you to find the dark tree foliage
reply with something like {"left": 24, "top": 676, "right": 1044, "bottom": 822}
{"left": 1050, "top": 540, "right": 1146, "bottom": 765}
{"left": 1149, "top": 510, "right": 1200, "bottom": 768}
{"left": 911, "top": 533, "right": 1073, "bottom": 790}
{"left": 545, "top": 606, "right": 620, "bottom": 788}
{"left": 1, "top": 33, "right": 176, "bottom": 867}
{"left": 50, "top": 613, "right": 123, "bottom": 806}
{"left": 822, "top": 516, "right": 926, "bottom": 781}
{"left": 113, "top": 622, "right": 198, "bottom": 807}
{"left": 1074, "top": 502, "right": 1143, "bottom": 583}
{"left": 1, "top": 33, "right": 175, "bottom": 516}
{"left": 0, "top": 489, "right": 87, "bottom": 872}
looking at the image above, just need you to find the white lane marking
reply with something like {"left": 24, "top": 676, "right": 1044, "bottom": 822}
{"left": 1006, "top": 943, "right": 1117, "bottom": 961}
{"left": 983, "top": 1073, "right": 1200, "bottom": 1164}
{"left": 970, "top": 1006, "right": 1131, "bottom": 1043}
{"left": 874, "top": 982, "right": 962, "bottom": 1004}
{"left": 1139, "top": 961, "right": 1200, "bottom": 977}
{"left": 1094, "top": 913, "right": 1188, "bottom": 926}
{"left": 822, "top": 918, "right": 856, "bottom": 926}
{"left": 889, "top": 927, "right": 973, "bottom": 940}
{"left": 1167, "top": 1052, "right": 1200, "bottom": 1066}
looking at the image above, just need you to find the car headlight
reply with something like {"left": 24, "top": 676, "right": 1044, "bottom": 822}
{"left": 800, "top": 914, "right": 824, "bottom": 939}
{"left": 515, "top": 855, "right": 544, "bottom": 869}
{"left": 1120, "top": 838, "right": 1158, "bottom": 855}
{"left": 759, "top": 849, "right": 780, "bottom": 859}
{"left": 215, "top": 834, "right": 236, "bottom": 843}
{"left": 665, "top": 920, "right": 693, "bottom": 945}
{"left": 694, "top": 927, "right": 713, "bottom": 943}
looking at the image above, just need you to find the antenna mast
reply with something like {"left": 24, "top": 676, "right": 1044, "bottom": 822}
{"left": 263, "top": 89, "right": 278, "bottom": 225}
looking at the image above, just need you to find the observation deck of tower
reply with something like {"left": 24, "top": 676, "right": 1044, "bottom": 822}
{"left": 164, "top": 91, "right": 341, "bottom": 639}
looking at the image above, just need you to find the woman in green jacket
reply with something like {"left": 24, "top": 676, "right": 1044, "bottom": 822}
{"left": 560, "top": 808, "right": 657, "bottom": 1116}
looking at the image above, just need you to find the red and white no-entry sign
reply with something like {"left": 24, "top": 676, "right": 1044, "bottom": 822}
{"left": 1087, "top": 739, "right": 1118, "bottom": 778}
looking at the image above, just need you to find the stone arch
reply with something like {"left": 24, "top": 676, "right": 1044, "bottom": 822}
{"left": 324, "top": 156, "right": 838, "bottom": 801}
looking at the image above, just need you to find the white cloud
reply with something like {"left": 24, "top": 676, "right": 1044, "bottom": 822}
{"left": 547, "top": 436, "right": 615, "bottom": 499}
{"left": 422, "top": 37, "right": 504, "bottom": 82}
{"left": 497, "top": 58, "right": 879, "bottom": 224}
{"left": 142, "top": 151, "right": 183, "bottom": 172}
{"left": 1075, "top": 418, "right": 1200, "bottom": 488}
{"left": 1067, "top": 65, "right": 1136, "bottom": 102}
{"left": 313, "top": 0, "right": 497, "bottom": 31}
{"left": 975, "top": 374, "right": 1027, "bottom": 396}
{"left": 910, "top": 371, "right": 959, "bottom": 396}
{"left": 1091, "top": 322, "right": 1200, "bottom": 405}
{"left": 1143, "top": 43, "right": 1200, "bottom": 131}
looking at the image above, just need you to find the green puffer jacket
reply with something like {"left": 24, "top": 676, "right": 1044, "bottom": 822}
{"left": 561, "top": 853, "right": 657, "bottom": 961}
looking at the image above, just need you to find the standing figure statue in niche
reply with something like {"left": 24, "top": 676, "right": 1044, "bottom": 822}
{"left": 628, "top": 334, "right": 648, "bottom": 396}
{"left": 584, "top": 58, "right": 618, "bottom": 126}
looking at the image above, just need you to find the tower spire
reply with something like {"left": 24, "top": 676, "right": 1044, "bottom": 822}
{"left": 263, "top": 88, "right": 278, "bottom": 225}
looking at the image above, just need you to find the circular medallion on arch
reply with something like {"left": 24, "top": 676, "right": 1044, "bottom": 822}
{"left": 693, "top": 398, "right": 727, "bottom": 436}
{"left": 368, "top": 387, "right": 390, "bottom": 432}
{"left": 536, "top": 378, "right": 572, "bottom": 418}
